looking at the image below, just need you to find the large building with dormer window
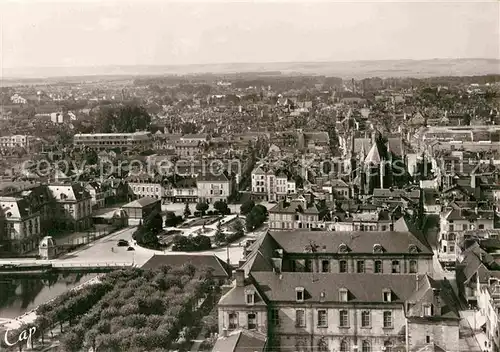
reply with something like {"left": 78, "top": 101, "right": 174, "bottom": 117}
{"left": 0, "top": 196, "right": 41, "bottom": 254}
{"left": 216, "top": 229, "right": 461, "bottom": 352}
{"left": 47, "top": 183, "right": 92, "bottom": 231}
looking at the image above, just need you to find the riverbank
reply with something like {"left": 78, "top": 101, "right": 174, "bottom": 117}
{"left": 0, "top": 274, "right": 103, "bottom": 331}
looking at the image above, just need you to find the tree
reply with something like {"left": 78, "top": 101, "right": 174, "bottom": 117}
{"left": 142, "top": 231, "right": 160, "bottom": 249}
{"left": 192, "top": 235, "right": 212, "bottom": 251}
{"left": 98, "top": 104, "right": 151, "bottom": 133}
{"left": 183, "top": 203, "right": 191, "bottom": 219}
{"left": 214, "top": 220, "right": 226, "bottom": 246}
{"left": 254, "top": 204, "right": 268, "bottom": 216}
{"left": 145, "top": 211, "right": 163, "bottom": 235}
{"left": 60, "top": 332, "right": 83, "bottom": 352}
{"left": 245, "top": 204, "right": 268, "bottom": 232}
{"left": 84, "top": 150, "right": 98, "bottom": 165}
{"left": 213, "top": 200, "right": 229, "bottom": 215}
{"left": 196, "top": 202, "right": 209, "bottom": 217}
{"left": 165, "top": 211, "right": 182, "bottom": 227}
{"left": 231, "top": 217, "right": 245, "bottom": 237}
{"left": 172, "top": 234, "right": 212, "bottom": 251}
{"left": 240, "top": 199, "right": 255, "bottom": 215}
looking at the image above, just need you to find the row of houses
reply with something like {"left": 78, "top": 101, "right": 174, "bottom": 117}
{"left": 127, "top": 172, "right": 235, "bottom": 204}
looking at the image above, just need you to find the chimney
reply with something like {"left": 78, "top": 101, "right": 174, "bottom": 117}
{"left": 433, "top": 288, "right": 441, "bottom": 314}
{"left": 380, "top": 162, "right": 385, "bottom": 189}
{"left": 235, "top": 269, "right": 245, "bottom": 287}
{"left": 471, "top": 174, "right": 476, "bottom": 189}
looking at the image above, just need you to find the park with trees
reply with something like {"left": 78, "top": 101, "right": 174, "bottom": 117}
{"left": 2, "top": 265, "right": 220, "bottom": 352}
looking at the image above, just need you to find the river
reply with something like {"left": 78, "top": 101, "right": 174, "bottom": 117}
{"left": 0, "top": 273, "right": 97, "bottom": 320}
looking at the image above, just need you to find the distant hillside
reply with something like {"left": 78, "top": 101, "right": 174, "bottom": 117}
{"left": 2, "top": 58, "right": 500, "bottom": 80}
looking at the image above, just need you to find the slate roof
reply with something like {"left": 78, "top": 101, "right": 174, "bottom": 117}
{"left": 197, "top": 173, "right": 230, "bottom": 182}
{"left": 354, "top": 137, "right": 403, "bottom": 156}
{"left": 141, "top": 254, "right": 231, "bottom": 278}
{"left": 459, "top": 243, "right": 500, "bottom": 284}
{"left": 123, "top": 196, "right": 160, "bottom": 208}
{"left": 211, "top": 330, "right": 266, "bottom": 352}
{"left": 330, "top": 179, "right": 349, "bottom": 188}
{"left": 219, "top": 282, "right": 267, "bottom": 307}
{"left": 251, "top": 272, "right": 423, "bottom": 303}
{"left": 269, "top": 200, "right": 319, "bottom": 215}
{"left": 268, "top": 230, "right": 432, "bottom": 255}
{"left": 373, "top": 188, "right": 421, "bottom": 200}
{"left": 406, "top": 276, "right": 461, "bottom": 321}
{"left": 0, "top": 197, "right": 34, "bottom": 218}
{"left": 240, "top": 249, "right": 275, "bottom": 276}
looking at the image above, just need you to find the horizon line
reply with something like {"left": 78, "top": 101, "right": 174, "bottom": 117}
{"left": 4, "top": 57, "right": 500, "bottom": 71}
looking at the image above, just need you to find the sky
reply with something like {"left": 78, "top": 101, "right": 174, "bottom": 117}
{"left": 1, "top": 0, "right": 499, "bottom": 68}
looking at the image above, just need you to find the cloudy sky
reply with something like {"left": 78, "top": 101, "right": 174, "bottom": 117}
{"left": 1, "top": 0, "right": 499, "bottom": 68}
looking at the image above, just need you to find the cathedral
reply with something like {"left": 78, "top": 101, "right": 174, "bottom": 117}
{"left": 349, "top": 131, "right": 408, "bottom": 196}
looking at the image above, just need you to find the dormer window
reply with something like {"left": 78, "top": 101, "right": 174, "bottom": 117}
{"left": 373, "top": 244, "right": 384, "bottom": 253}
{"left": 383, "top": 289, "right": 392, "bottom": 302}
{"left": 338, "top": 243, "right": 349, "bottom": 253}
{"left": 339, "top": 288, "right": 348, "bottom": 302}
{"left": 423, "top": 304, "right": 433, "bottom": 316}
{"left": 408, "top": 244, "right": 419, "bottom": 254}
{"left": 296, "top": 287, "right": 305, "bottom": 302}
{"left": 245, "top": 290, "right": 255, "bottom": 305}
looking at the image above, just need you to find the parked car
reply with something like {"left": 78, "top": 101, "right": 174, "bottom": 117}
{"left": 117, "top": 239, "right": 129, "bottom": 247}
{"left": 127, "top": 246, "right": 135, "bottom": 251}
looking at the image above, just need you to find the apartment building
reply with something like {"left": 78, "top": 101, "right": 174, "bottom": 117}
{"left": 479, "top": 278, "right": 500, "bottom": 352}
{"left": 251, "top": 166, "right": 296, "bottom": 202}
{"left": 438, "top": 201, "right": 495, "bottom": 268}
{"left": 129, "top": 181, "right": 164, "bottom": 200}
{"left": 322, "top": 179, "right": 350, "bottom": 199}
{"left": 328, "top": 210, "right": 397, "bottom": 232}
{"left": 0, "top": 135, "right": 36, "bottom": 149}
{"left": 73, "top": 132, "right": 152, "bottom": 151}
{"left": 197, "top": 173, "right": 234, "bottom": 203}
{"left": 85, "top": 182, "right": 106, "bottom": 209}
{"left": 458, "top": 242, "right": 500, "bottom": 351}
{"left": 47, "top": 183, "right": 92, "bottom": 231}
{"left": 163, "top": 178, "right": 197, "bottom": 203}
{"left": 20, "top": 184, "right": 57, "bottom": 233}
{"left": 217, "top": 230, "right": 459, "bottom": 352}
{"left": 10, "top": 94, "right": 27, "bottom": 104}
{"left": 0, "top": 196, "right": 41, "bottom": 254}
{"left": 174, "top": 140, "right": 202, "bottom": 157}
{"left": 268, "top": 199, "right": 321, "bottom": 230}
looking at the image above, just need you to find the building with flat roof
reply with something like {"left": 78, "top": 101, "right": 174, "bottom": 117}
{"left": 73, "top": 131, "right": 152, "bottom": 151}
{"left": 0, "top": 135, "right": 36, "bottom": 149}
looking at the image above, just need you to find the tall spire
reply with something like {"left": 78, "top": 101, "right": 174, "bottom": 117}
{"left": 365, "top": 143, "right": 381, "bottom": 165}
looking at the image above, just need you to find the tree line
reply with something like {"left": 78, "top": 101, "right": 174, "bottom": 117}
{"left": 2, "top": 265, "right": 219, "bottom": 352}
